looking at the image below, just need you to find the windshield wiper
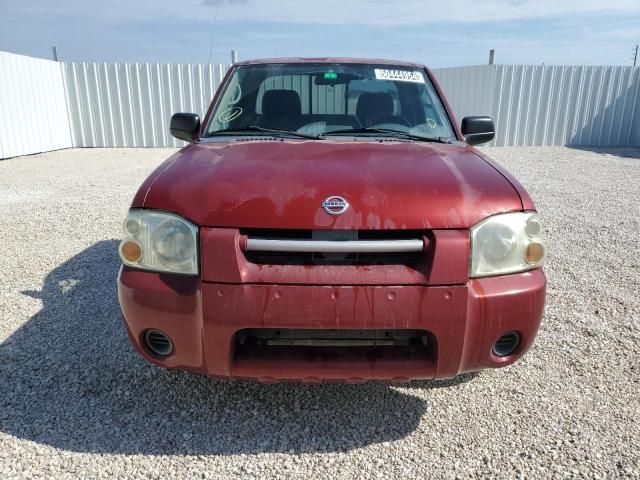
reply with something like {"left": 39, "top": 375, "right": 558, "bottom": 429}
{"left": 323, "top": 127, "right": 451, "bottom": 144}
{"left": 208, "top": 126, "right": 322, "bottom": 140}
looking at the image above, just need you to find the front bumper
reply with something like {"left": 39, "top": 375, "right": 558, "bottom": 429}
{"left": 117, "top": 266, "right": 546, "bottom": 382}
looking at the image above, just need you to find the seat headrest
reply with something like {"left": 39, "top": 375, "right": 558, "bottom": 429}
{"left": 356, "top": 92, "right": 394, "bottom": 121}
{"left": 262, "top": 90, "right": 301, "bottom": 116}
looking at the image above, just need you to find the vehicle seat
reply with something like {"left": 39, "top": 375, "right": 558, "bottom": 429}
{"left": 260, "top": 90, "right": 302, "bottom": 131}
{"left": 356, "top": 92, "right": 397, "bottom": 127}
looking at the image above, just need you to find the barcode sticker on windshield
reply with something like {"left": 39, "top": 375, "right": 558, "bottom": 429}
{"left": 374, "top": 68, "right": 424, "bottom": 83}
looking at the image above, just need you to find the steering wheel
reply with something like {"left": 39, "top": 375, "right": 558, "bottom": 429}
{"left": 366, "top": 113, "right": 411, "bottom": 127}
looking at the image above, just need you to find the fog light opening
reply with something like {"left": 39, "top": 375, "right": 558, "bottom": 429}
{"left": 492, "top": 331, "right": 520, "bottom": 357}
{"left": 144, "top": 329, "right": 174, "bottom": 357}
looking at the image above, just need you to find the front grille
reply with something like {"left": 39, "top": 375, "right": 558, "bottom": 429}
{"left": 244, "top": 250, "right": 422, "bottom": 266}
{"left": 241, "top": 229, "right": 425, "bottom": 241}
{"left": 233, "top": 329, "right": 433, "bottom": 363}
{"left": 241, "top": 229, "right": 428, "bottom": 267}
{"left": 236, "top": 328, "right": 429, "bottom": 347}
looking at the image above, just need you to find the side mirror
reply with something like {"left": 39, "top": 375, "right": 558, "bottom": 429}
{"left": 461, "top": 116, "right": 495, "bottom": 145}
{"left": 170, "top": 113, "right": 201, "bottom": 142}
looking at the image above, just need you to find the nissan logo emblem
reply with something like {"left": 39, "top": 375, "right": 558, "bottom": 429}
{"left": 321, "top": 196, "right": 349, "bottom": 215}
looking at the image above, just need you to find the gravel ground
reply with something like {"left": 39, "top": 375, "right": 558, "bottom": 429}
{"left": 0, "top": 146, "right": 638, "bottom": 479}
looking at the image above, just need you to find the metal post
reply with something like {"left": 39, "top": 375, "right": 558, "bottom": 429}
{"left": 231, "top": 50, "right": 238, "bottom": 64}
{"left": 488, "top": 49, "right": 495, "bottom": 65}
{"left": 52, "top": 46, "right": 58, "bottom": 61}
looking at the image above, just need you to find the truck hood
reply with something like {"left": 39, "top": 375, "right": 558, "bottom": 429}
{"left": 135, "top": 140, "right": 523, "bottom": 229}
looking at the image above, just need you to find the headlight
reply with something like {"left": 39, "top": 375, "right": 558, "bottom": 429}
{"left": 470, "top": 212, "right": 546, "bottom": 278}
{"left": 118, "top": 210, "right": 198, "bottom": 275}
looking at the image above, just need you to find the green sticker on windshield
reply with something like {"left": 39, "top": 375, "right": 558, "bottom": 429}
{"left": 324, "top": 71, "right": 338, "bottom": 80}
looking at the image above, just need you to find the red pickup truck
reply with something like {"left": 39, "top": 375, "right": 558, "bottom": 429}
{"left": 117, "top": 58, "right": 546, "bottom": 382}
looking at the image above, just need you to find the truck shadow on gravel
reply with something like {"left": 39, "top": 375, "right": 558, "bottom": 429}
{"left": 0, "top": 240, "right": 474, "bottom": 455}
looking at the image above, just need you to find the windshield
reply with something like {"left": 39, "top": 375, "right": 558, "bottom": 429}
{"left": 204, "top": 63, "right": 456, "bottom": 140}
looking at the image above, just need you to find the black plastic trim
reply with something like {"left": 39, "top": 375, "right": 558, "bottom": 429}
{"left": 461, "top": 116, "right": 495, "bottom": 145}
{"left": 170, "top": 113, "right": 201, "bottom": 142}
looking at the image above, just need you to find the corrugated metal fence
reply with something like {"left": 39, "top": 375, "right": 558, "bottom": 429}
{"left": 1, "top": 51, "right": 639, "bottom": 158}
{"left": 433, "top": 64, "right": 640, "bottom": 147}
{"left": 64, "top": 62, "right": 230, "bottom": 148}
{"left": 0, "top": 52, "right": 73, "bottom": 158}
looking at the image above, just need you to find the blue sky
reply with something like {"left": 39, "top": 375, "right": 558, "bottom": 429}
{"left": 0, "top": 0, "right": 639, "bottom": 67}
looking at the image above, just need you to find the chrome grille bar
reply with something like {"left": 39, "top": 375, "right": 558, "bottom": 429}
{"left": 244, "top": 238, "right": 424, "bottom": 253}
